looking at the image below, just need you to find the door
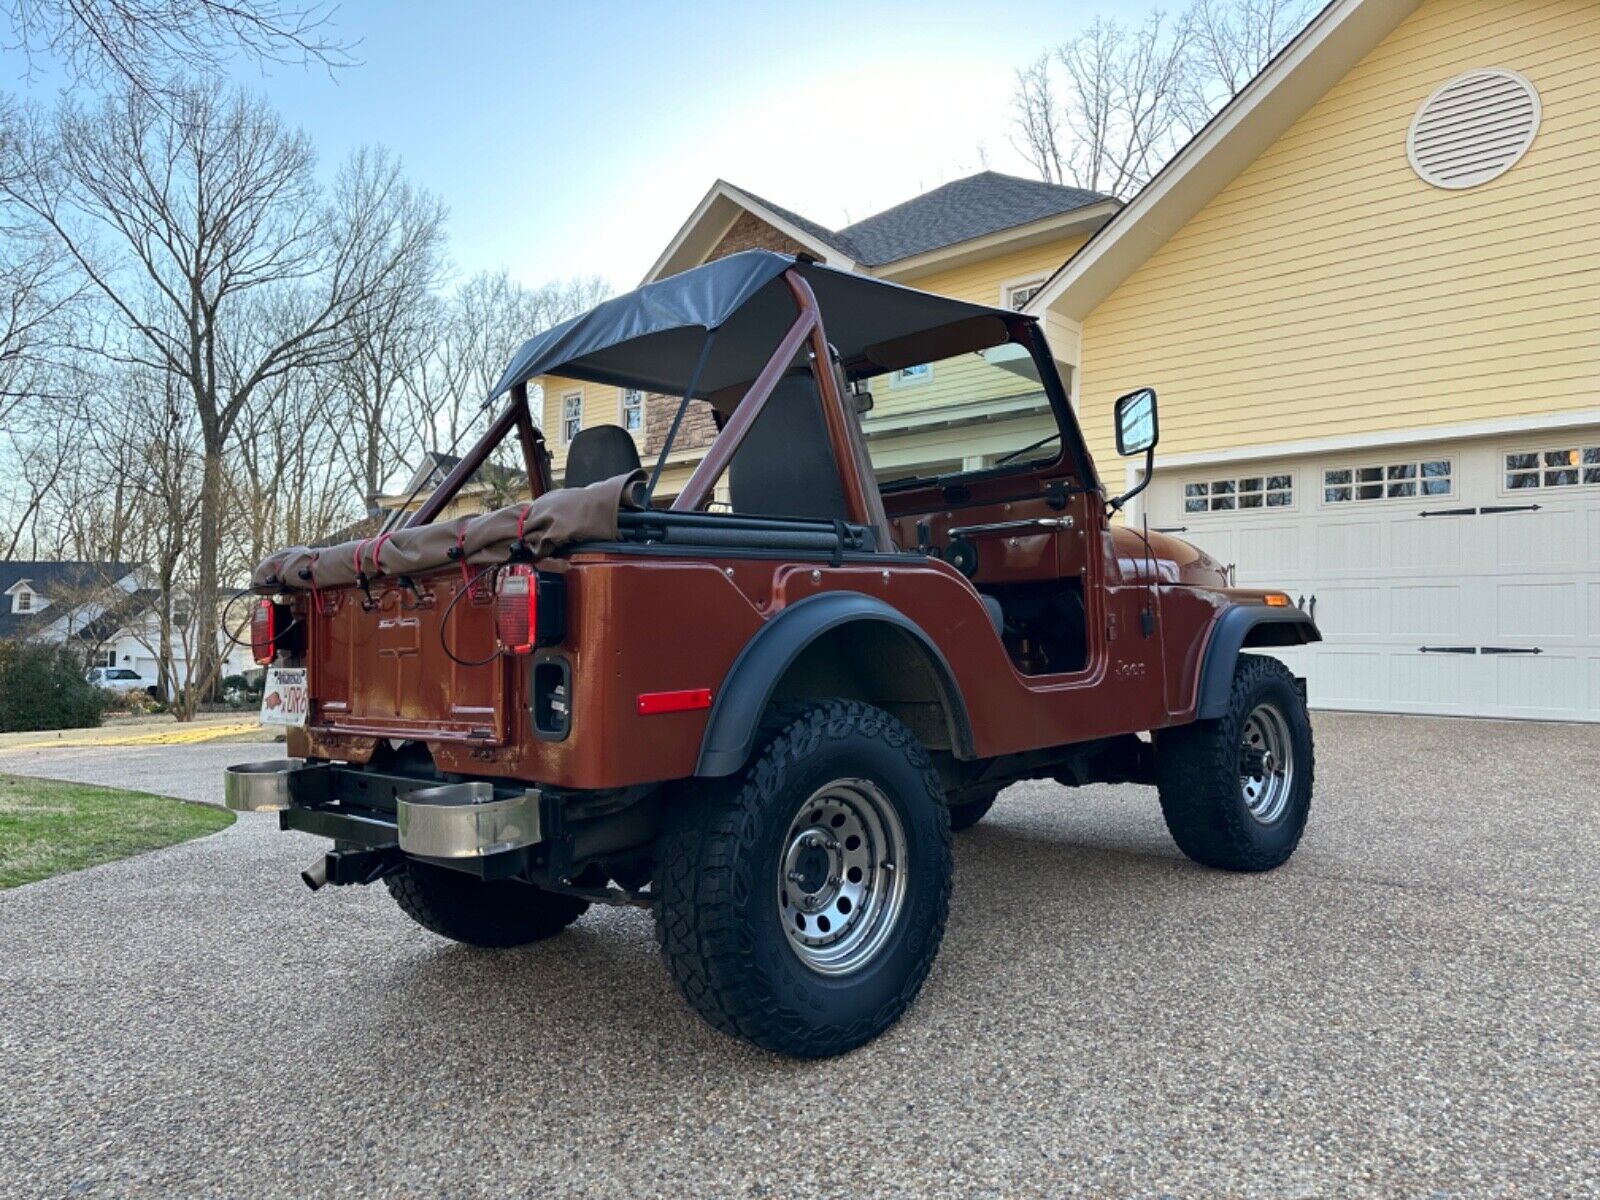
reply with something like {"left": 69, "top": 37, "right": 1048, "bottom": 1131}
{"left": 1144, "top": 430, "right": 1600, "bottom": 722}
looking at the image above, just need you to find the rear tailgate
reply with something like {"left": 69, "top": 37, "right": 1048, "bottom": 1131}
{"left": 308, "top": 570, "right": 514, "bottom": 744}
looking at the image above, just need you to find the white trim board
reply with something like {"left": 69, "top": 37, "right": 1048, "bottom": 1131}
{"left": 1146, "top": 410, "right": 1600, "bottom": 471}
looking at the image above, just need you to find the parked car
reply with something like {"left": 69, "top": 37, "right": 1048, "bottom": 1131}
{"left": 228, "top": 251, "right": 1320, "bottom": 1057}
{"left": 85, "top": 665, "right": 158, "bottom": 697}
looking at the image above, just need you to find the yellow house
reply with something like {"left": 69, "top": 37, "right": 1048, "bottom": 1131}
{"left": 1028, "top": 0, "right": 1599, "bottom": 722}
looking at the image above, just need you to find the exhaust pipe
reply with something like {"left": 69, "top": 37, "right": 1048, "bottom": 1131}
{"left": 301, "top": 855, "right": 329, "bottom": 892}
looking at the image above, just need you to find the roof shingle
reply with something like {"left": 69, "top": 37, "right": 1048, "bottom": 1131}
{"left": 742, "top": 172, "right": 1110, "bottom": 268}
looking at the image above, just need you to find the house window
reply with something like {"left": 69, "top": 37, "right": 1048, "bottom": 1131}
{"left": 1004, "top": 279, "right": 1046, "bottom": 310}
{"left": 96, "top": 647, "right": 117, "bottom": 669}
{"left": 562, "top": 391, "right": 583, "bottom": 444}
{"left": 620, "top": 388, "right": 644, "bottom": 434}
{"left": 13, "top": 589, "right": 32, "bottom": 613}
{"left": 1184, "top": 474, "right": 1293, "bottom": 513}
{"left": 1324, "top": 459, "right": 1452, "bottom": 503}
{"left": 1504, "top": 447, "right": 1600, "bottom": 490}
{"left": 891, "top": 363, "right": 931, "bottom": 386}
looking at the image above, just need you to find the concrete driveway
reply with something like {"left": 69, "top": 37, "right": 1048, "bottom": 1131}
{"left": 0, "top": 713, "right": 1595, "bottom": 1197}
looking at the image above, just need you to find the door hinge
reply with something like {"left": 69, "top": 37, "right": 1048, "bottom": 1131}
{"left": 1480, "top": 646, "right": 1543, "bottom": 655}
{"left": 1478, "top": 504, "right": 1542, "bottom": 516}
{"left": 1418, "top": 646, "right": 1477, "bottom": 654}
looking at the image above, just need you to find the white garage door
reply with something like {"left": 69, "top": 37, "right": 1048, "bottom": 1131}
{"left": 1145, "top": 429, "right": 1600, "bottom": 722}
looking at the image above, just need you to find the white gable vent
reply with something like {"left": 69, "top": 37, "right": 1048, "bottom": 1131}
{"left": 1408, "top": 69, "right": 1540, "bottom": 190}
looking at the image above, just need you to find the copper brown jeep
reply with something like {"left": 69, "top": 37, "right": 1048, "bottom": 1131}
{"left": 228, "top": 251, "right": 1320, "bottom": 1058}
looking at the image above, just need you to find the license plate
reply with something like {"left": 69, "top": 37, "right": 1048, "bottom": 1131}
{"left": 260, "top": 667, "right": 308, "bottom": 727}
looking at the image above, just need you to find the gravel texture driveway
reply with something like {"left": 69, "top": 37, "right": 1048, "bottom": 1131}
{"left": 0, "top": 713, "right": 1595, "bottom": 1198}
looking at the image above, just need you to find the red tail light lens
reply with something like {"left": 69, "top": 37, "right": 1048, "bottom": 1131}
{"left": 251, "top": 599, "right": 277, "bottom": 665}
{"left": 494, "top": 566, "right": 538, "bottom": 654}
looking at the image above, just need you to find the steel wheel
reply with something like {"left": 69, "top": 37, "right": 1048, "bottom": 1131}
{"left": 1239, "top": 701, "right": 1295, "bottom": 825}
{"left": 778, "top": 778, "right": 908, "bottom": 976}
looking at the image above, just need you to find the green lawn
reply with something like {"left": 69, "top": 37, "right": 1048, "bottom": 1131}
{"left": 0, "top": 774, "right": 235, "bottom": 889}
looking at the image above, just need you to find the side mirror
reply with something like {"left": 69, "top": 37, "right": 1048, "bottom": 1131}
{"left": 1114, "top": 387, "right": 1158, "bottom": 456}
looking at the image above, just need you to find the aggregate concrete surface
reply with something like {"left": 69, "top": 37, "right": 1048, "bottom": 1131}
{"left": 0, "top": 714, "right": 1595, "bottom": 1197}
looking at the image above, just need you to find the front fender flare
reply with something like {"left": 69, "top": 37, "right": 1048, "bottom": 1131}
{"left": 1195, "top": 605, "right": 1321, "bottom": 719}
{"left": 695, "top": 591, "right": 974, "bottom": 777}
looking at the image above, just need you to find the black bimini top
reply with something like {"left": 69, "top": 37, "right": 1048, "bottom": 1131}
{"left": 487, "top": 250, "right": 1026, "bottom": 403}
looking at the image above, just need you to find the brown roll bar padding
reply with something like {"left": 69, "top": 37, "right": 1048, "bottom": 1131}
{"left": 252, "top": 470, "right": 646, "bottom": 593}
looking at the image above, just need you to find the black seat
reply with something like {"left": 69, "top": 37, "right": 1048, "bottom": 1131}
{"left": 728, "top": 376, "right": 851, "bottom": 523}
{"left": 564, "top": 425, "right": 642, "bottom": 489}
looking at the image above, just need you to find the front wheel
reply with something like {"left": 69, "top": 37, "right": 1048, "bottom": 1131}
{"left": 653, "top": 700, "right": 952, "bottom": 1058}
{"left": 1155, "top": 653, "right": 1313, "bottom": 871}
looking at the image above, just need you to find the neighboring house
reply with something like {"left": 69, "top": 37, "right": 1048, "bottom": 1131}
{"left": 1026, "top": 0, "right": 1599, "bottom": 722}
{"left": 0, "top": 560, "right": 251, "bottom": 693}
{"left": 617, "top": 172, "right": 1119, "bottom": 498}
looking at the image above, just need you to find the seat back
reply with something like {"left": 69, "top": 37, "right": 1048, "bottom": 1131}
{"left": 728, "top": 375, "right": 852, "bottom": 523}
{"left": 564, "top": 424, "right": 642, "bottom": 489}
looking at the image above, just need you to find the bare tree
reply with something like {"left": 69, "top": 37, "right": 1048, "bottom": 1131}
{"left": 0, "top": 80, "right": 436, "bottom": 708}
{"left": 2, "top": 0, "right": 356, "bottom": 92}
{"left": 404, "top": 270, "right": 609, "bottom": 475}
{"left": 1187, "top": 0, "right": 1316, "bottom": 101}
{"left": 326, "top": 146, "right": 448, "bottom": 513}
{"left": 1011, "top": 55, "right": 1066, "bottom": 186}
{"left": 1009, "top": 0, "right": 1315, "bottom": 197}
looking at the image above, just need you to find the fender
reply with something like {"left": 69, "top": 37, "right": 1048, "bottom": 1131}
{"left": 695, "top": 591, "right": 974, "bottom": 777}
{"left": 1195, "top": 604, "right": 1321, "bottom": 719}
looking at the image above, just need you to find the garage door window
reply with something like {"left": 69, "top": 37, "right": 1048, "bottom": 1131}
{"left": 1324, "top": 459, "right": 1451, "bottom": 503}
{"left": 1184, "top": 474, "right": 1292, "bottom": 513}
{"left": 1504, "top": 447, "right": 1600, "bottom": 490}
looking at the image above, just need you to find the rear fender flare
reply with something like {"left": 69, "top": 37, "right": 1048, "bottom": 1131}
{"left": 695, "top": 591, "right": 973, "bottom": 777}
{"left": 1195, "top": 605, "right": 1321, "bottom": 719}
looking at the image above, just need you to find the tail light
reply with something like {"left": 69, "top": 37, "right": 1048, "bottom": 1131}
{"left": 251, "top": 600, "right": 279, "bottom": 665}
{"left": 494, "top": 566, "right": 565, "bottom": 655}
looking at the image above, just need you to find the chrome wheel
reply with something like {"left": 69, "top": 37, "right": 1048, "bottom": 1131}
{"left": 1239, "top": 702, "right": 1295, "bottom": 825}
{"left": 778, "top": 778, "right": 908, "bottom": 976}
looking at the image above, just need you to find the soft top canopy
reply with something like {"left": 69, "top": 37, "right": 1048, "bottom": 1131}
{"left": 488, "top": 250, "right": 1024, "bottom": 402}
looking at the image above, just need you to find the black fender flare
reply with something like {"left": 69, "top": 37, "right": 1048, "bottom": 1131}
{"left": 695, "top": 591, "right": 974, "bottom": 777}
{"left": 1195, "top": 604, "right": 1322, "bottom": 719}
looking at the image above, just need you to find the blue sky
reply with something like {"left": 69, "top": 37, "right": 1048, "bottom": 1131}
{"left": 5, "top": 0, "right": 1130, "bottom": 289}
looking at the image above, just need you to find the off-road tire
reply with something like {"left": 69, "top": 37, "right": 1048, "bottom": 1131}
{"left": 1155, "top": 653, "right": 1313, "bottom": 872}
{"left": 653, "top": 700, "right": 952, "bottom": 1058}
{"left": 384, "top": 861, "right": 589, "bottom": 948}
{"left": 947, "top": 789, "right": 998, "bottom": 832}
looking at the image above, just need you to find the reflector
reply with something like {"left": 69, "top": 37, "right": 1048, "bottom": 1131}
{"left": 637, "top": 688, "right": 713, "bottom": 715}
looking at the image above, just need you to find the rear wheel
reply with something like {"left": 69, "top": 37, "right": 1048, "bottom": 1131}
{"left": 653, "top": 700, "right": 951, "bottom": 1058}
{"left": 384, "top": 861, "right": 589, "bottom": 948}
{"left": 1155, "top": 653, "right": 1313, "bottom": 871}
{"left": 946, "top": 788, "right": 998, "bottom": 832}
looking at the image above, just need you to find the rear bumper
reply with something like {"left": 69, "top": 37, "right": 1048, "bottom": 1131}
{"left": 225, "top": 759, "right": 544, "bottom": 872}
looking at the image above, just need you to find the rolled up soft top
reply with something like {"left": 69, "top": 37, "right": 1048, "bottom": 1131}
{"left": 252, "top": 470, "right": 645, "bottom": 593}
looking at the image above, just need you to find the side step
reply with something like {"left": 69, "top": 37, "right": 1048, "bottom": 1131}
{"left": 395, "top": 782, "right": 543, "bottom": 859}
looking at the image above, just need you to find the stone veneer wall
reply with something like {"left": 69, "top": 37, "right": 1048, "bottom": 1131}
{"left": 643, "top": 212, "right": 814, "bottom": 459}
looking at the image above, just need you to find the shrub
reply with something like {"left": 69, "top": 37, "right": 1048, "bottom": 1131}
{"left": 0, "top": 641, "right": 108, "bottom": 732}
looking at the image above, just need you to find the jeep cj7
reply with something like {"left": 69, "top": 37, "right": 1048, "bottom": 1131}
{"left": 230, "top": 251, "right": 1320, "bottom": 1058}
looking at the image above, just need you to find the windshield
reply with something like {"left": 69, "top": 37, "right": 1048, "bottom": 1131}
{"left": 863, "top": 342, "right": 1060, "bottom": 491}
